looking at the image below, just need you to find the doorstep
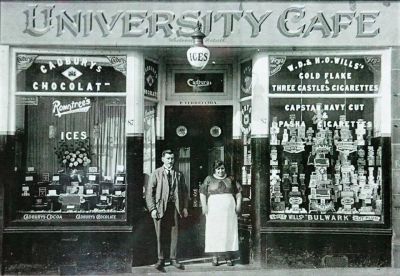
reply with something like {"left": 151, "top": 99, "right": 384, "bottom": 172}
{"left": 131, "top": 257, "right": 258, "bottom": 274}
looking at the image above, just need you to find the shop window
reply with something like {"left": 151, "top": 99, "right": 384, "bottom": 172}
{"left": 267, "top": 54, "right": 387, "bottom": 224}
{"left": 13, "top": 54, "right": 127, "bottom": 222}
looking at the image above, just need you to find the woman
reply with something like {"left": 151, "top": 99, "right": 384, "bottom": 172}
{"left": 199, "top": 160, "right": 242, "bottom": 266}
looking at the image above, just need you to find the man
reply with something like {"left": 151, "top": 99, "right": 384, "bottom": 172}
{"left": 145, "top": 149, "right": 189, "bottom": 272}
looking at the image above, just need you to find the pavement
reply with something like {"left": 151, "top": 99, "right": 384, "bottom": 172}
{"left": 130, "top": 262, "right": 400, "bottom": 276}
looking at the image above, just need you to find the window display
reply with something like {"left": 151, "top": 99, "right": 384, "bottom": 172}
{"left": 267, "top": 54, "right": 386, "bottom": 223}
{"left": 14, "top": 54, "right": 127, "bottom": 222}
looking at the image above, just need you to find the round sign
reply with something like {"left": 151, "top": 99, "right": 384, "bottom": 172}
{"left": 187, "top": 46, "right": 210, "bottom": 70}
{"left": 210, "top": 126, "right": 222, "bottom": 137}
{"left": 176, "top": 126, "right": 187, "bottom": 137}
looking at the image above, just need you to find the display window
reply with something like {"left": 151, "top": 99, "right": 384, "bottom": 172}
{"left": 12, "top": 53, "right": 127, "bottom": 222}
{"left": 267, "top": 54, "right": 388, "bottom": 224}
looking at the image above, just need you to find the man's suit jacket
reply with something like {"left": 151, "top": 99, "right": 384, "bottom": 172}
{"left": 145, "top": 167, "right": 188, "bottom": 219}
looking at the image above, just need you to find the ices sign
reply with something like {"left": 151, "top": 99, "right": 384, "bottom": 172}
{"left": 187, "top": 46, "right": 210, "bottom": 70}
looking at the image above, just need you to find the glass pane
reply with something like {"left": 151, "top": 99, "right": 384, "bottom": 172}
{"left": 268, "top": 98, "right": 384, "bottom": 223}
{"left": 15, "top": 96, "right": 127, "bottom": 222}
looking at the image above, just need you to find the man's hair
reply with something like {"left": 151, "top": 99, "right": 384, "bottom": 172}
{"left": 162, "top": 149, "right": 174, "bottom": 157}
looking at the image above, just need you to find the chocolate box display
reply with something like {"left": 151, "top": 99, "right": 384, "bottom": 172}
{"left": 17, "top": 165, "right": 127, "bottom": 215}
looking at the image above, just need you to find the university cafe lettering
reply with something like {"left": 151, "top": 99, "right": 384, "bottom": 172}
{"left": 25, "top": 4, "right": 380, "bottom": 38}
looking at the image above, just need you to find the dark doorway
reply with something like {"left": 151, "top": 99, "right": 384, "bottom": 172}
{"left": 164, "top": 106, "right": 233, "bottom": 260}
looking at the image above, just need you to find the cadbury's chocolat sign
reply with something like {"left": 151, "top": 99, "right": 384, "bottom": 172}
{"left": 16, "top": 55, "right": 127, "bottom": 93}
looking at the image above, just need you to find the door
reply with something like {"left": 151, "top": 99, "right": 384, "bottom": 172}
{"left": 164, "top": 106, "right": 233, "bottom": 259}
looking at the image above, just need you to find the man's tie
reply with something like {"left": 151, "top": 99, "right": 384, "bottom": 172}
{"left": 167, "top": 170, "right": 172, "bottom": 187}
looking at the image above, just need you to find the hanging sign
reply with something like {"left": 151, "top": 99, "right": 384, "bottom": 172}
{"left": 240, "top": 60, "right": 252, "bottom": 98}
{"left": 144, "top": 59, "right": 158, "bottom": 98}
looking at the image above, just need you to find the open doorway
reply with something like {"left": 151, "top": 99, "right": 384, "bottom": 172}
{"left": 164, "top": 106, "right": 233, "bottom": 259}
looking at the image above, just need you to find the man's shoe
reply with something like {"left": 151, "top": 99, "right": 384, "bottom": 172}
{"left": 155, "top": 260, "right": 166, "bottom": 272}
{"left": 170, "top": 259, "right": 185, "bottom": 270}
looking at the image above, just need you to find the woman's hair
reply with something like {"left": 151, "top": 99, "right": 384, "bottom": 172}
{"left": 212, "top": 160, "right": 225, "bottom": 171}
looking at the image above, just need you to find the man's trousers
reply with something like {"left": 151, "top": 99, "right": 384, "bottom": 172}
{"left": 153, "top": 202, "right": 179, "bottom": 261}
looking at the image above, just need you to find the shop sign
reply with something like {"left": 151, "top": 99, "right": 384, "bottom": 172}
{"left": 175, "top": 73, "right": 224, "bottom": 93}
{"left": 16, "top": 96, "right": 38, "bottom": 105}
{"left": 240, "top": 60, "right": 252, "bottom": 98}
{"left": 269, "top": 213, "right": 381, "bottom": 222}
{"left": 269, "top": 55, "right": 381, "bottom": 94}
{"left": 178, "top": 100, "right": 217, "bottom": 105}
{"left": 19, "top": 212, "right": 126, "bottom": 221}
{"left": 52, "top": 97, "right": 91, "bottom": 118}
{"left": 144, "top": 59, "right": 158, "bottom": 98}
{"left": 187, "top": 46, "right": 210, "bottom": 70}
{"left": 2, "top": 2, "right": 395, "bottom": 47}
{"left": 16, "top": 54, "right": 127, "bottom": 93}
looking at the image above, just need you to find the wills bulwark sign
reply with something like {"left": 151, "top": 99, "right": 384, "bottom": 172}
{"left": 1, "top": 1, "right": 398, "bottom": 47}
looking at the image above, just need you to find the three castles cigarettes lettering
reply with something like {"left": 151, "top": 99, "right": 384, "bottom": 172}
{"left": 269, "top": 56, "right": 380, "bottom": 94}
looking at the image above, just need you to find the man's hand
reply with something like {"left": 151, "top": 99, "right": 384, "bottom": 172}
{"left": 151, "top": 209, "right": 158, "bottom": 219}
{"left": 202, "top": 205, "right": 208, "bottom": 215}
{"left": 182, "top": 208, "right": 188, "bottom": 218}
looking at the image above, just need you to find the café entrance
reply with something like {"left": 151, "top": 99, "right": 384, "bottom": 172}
{"left": 164, "top": 105, "right": 233, "bottom": 259}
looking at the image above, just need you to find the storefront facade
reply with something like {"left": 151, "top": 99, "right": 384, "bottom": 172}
{"left": 0, "top": 0, "right": 399, "bottom": 273}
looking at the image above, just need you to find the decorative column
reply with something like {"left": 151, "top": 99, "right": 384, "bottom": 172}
{"left": 126, "top": 51, "right": 144, "bottom": 224}
{"left": 392, "top": 47, "right": 400, "bottom": 267}
{"left": 250, "top": 52, "right": 269, "bottom": 265}
{"left": 0, "top": 45, "right": 10, "bottom": 274}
